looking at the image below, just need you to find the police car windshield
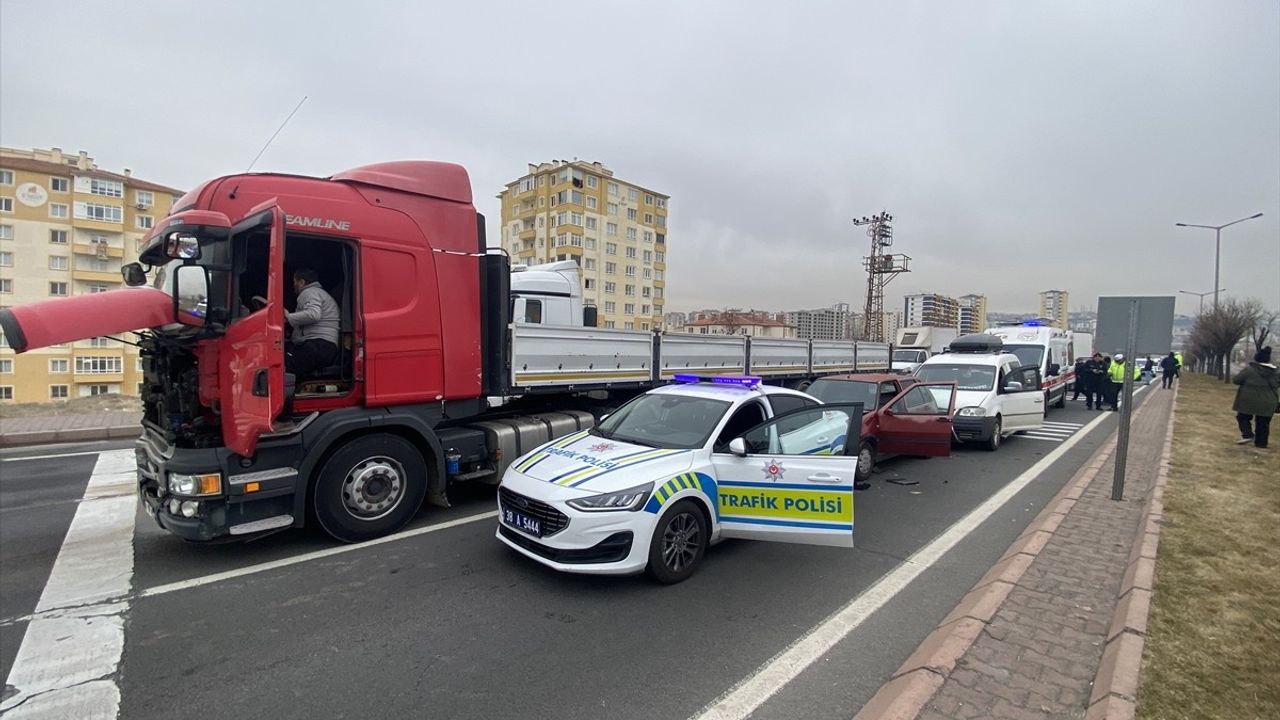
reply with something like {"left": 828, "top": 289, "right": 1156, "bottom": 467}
{"left": 594, "top": 394, "right": 732, "bottom": 449}
{"left": 916, "top": 364, "right": 996, "bottom": 391}
{"left": 806, "top": 378, "right": 877, "bottom": 408}
{"left": 1003, "top": 345, "right": 1045, "bottom": 369}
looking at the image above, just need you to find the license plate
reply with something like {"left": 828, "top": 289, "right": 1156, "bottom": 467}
{"left": 502, "top": 506, "right": 542, "bottom": 537}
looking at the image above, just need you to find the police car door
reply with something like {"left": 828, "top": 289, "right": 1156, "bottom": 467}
{"left": 709, "top": 403, "right": 862, "bottom": 548}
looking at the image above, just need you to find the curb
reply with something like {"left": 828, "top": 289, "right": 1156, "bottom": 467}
{"left": 0, "top": 425, "right": 139, "bottom": 448}
{"left": 853, "top": 392, "right": 1171, "bottom": 720}
{"left": 1085, "top": 389, "right": 1177, "bottom": 719}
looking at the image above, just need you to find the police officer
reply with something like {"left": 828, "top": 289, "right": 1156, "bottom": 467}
{"left": 1081, "top": 352, "right": 1104, "bottom": 410}
{"left": 1072, "top": 356, "right": 1090, "bottom": 401}
{"left": 1174, "top": 351, "right": 1184, "bottom": 377}
{"left": 1107, "top": 353, "right": 1140, "bottom": 411}
{"left": 1097, "top": 355, "right": 1113, "bottom": 411}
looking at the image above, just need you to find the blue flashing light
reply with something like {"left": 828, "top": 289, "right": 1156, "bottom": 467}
{"left": 1021, "top": 320, "right": 1044, "bottom": 327}
{"left": 673, "top": 373, "right": 762, "bottom": 388}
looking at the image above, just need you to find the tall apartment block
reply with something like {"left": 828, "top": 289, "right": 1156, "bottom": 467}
{"left": 958, "top": 293, "right": 988, "bottom": 334}
{"left": 903, "top": 293, "right": 960, "bottom": 329}
{"left": 785, "top": 302, "right": 856, "bottom": 341}
{"left": 497, "top": 161, "right": 668, "bottom": 331}
{"left": 1039, "top": 290, "right": 1069, "bottom": 330}
{"left": 0, "top": 147, "right": 182, "bottom": 403}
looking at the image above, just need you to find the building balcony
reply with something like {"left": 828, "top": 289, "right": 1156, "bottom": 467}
{"left": 73, "top": 242, "right": 124, "bottom": 258}
{"left": 72, "top": 269, "right": 123, "bottom": 284}
{"left": 518, "top": 227, "right": 537, "bottom": 240}
{"left": 73, "top": 372, "right": 124, "bottom": 383}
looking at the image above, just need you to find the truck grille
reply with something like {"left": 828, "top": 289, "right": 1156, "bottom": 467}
{"left": 498, "top": 487, "right": 569, "bottom": 536}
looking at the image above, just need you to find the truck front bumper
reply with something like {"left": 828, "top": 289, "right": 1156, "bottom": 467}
{"left": 952, "top": 415, "right": 998, "bottom": 443}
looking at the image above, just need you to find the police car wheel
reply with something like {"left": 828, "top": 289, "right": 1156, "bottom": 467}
{"left": 646, "top": 500, "right": 708, "bottom": 584}
{"left": 312, "top": 434, "right": 428, "bottom": 543}
{"left": 983, "top": 417, "right": 1002, "bottom": 452}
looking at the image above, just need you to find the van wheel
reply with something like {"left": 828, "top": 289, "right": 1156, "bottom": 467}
{"left": 313, "top": 434, "right": 427, "bottom": 542}
{"left": 984, "top": 417, "right": 1002, "bottom": 452}
{"left": 646, "top": 500, "right": 708, "bottom": 584}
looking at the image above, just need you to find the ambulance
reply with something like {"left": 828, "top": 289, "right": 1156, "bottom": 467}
{"left": 985, "top": 323, "right": 1075, "bottom": 409}
{"left": 495, "top": 374, "right": 950, "bottom": 583}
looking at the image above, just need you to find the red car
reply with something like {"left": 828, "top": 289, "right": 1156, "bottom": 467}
{"left": 804, "top": 373, "right": 958, "bottom": 483}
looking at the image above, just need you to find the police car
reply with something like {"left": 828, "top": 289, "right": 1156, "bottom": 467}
{"left": 495, "top": 375, "right": 864, "bottom": 583}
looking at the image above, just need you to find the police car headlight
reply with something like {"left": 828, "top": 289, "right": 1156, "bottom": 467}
{"left": 566, "top": 482, "right": 654, "bottom": 512}
{"left": 957, "top": 406, "right": 987, "bottom": 417}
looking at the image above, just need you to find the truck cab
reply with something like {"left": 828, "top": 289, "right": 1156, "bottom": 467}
{"left": 510, "top": 260, "right": 593, "bottom": 327}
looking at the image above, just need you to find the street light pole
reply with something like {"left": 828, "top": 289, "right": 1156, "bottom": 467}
{"left": 1178, "top": 289, "right": 1226, "bottom": 314}
{"left": 1175, "top": 213, "right": 1264, "bottom": 310}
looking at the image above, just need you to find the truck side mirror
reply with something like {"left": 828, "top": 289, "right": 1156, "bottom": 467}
{"left": 165, "top": 232, "right": 201, "bottom": 260}
{"left": 173, "top": 265, "right": 209, "bottom": 327}
{"left": 583, "top": 305, "right": 598, "bottom": 328}
{"left": 121, "top": 262, "right": 148, "bottom": 286}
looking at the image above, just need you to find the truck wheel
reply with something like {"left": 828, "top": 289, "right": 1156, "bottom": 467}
{"left": 983, "top": 417, "right": 1002, "bottom": 452}
{"left": 855, "top": 441, "right": 876, "bottom": 485}
{"left": 313, "top": 434, "right": 427, "bottom": 542}
{"left": 646, "top": 500, "right": 708, "bottom": 584}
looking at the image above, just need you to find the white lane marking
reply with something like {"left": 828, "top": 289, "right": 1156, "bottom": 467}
{"left": 1, "top": 450, "right": 136, "bottom": 719}
{"left": 1018, "top": 434, "right": 1070, "bottom": 442}
{"left": 1042, "top": 422, "right": 1084, "bottom": 429}
{"left": 138, "top": 510, "right": 498, "bottom": 599}
{"left": 690, "top": 404, "right": 1115, "bottom": 720}
{"left": 1, "top": 451, "right": 105, "bottom": 463}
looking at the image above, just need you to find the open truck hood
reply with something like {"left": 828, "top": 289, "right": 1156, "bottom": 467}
{"left": 0, "top": 288, "right": 174, "bottom": 353}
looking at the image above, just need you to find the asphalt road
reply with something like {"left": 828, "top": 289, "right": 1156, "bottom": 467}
{"left": 0, "top": 393, "right": 1152, "bottom": 719}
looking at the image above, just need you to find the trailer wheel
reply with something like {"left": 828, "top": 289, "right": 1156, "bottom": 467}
{"left": 313, "top": 434, "right": 427, "bottom": 542}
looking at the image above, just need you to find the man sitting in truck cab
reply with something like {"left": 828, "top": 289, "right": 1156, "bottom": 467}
{"left": 285, "top": 268, "right": 340, "bottom": 380}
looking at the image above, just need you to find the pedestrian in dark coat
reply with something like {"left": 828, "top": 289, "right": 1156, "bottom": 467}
{"left": 1072, "top": 357, "right": 1089, "bottom": 401}
{"left": 1233, "top": 347, "right": 1279, "bottom": 449}
{"left": 1160, "top": 352, "right": 1178, "bottom": 389}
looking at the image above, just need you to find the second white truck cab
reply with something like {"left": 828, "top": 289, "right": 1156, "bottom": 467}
{"left": 914, "top": 334, "right": 1045, "bottom": 451}
{"left": 985, "top": 323, "right": 1075, "bottom": 409}
{"left": 510, "top": 260, "right": 591, "bottom": 326}
{"left": 892, "top": 326, "right": 960, "bottom": 373}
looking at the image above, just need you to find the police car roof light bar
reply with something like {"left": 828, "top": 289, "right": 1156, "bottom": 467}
{"left": 673, "top": 373, "right": 762, "bottom": 388}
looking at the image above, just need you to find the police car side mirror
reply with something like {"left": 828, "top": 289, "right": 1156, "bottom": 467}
{"left": 728, "top": 437, "right": 748, "bottom": 457}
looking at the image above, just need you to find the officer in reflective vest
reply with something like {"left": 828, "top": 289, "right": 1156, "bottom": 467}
{"left": 1106, "top": 353, "right": 1140, "bottom": 411}
{"left": 1174, "top": 351, "right": 1184, "bottom": 376}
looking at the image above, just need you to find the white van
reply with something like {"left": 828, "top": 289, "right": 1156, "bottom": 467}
{"left": 985, "top": 324, "right": 1075, "bottom": 409}
{"left": 915, "top": 334, "right": 1045, "bottom": 451}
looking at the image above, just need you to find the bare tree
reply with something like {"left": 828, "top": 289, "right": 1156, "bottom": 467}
{"left": 1187, "top": 298, "right": 1268, "bottom": 380}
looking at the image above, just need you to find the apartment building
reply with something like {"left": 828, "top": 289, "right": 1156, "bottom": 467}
{"left": 673, "top": 309, "right": 796, "bottom": 338}
{"left": 903, "top": 293, "right": 960, "bottom": 329}
{"left": 784, "top": 302, "right": 856, "bottom": 341}
{"left": 497, "top": 161, "right": 668, "bottom": 331}
{"left": 1039, "top": 290, "right": 1069, "bottom": 330}
{"left": 0, "top": 147, "right": 181, "bottom": 403}
{"left": 958, "top": 293, "right": 989, "bottom": 334}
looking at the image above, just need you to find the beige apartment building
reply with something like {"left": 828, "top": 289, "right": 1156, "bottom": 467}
{"left": 1039, "top": 290, "right": 1069, "bottom": 330}
{"left": 497, "top": 161, "right": 668, "bottom": 331}
{"left": 0, "top": 147, "right": 181, "bottom": 403}
{"left": 958, "top": 294, "right": 989, "bottom": 334}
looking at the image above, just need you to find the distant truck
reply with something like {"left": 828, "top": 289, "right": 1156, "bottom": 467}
{"left": 1072, "top": 332, "right": 1093, "bottom": 361}
{"left": 892, "top": 326, "right": 960, "bottom": 373}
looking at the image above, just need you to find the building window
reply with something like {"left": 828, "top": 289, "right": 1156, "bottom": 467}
{"left": 606, "top": 223, "right": 617, "bottom": 236}
{"left": 584, "top": 278, "right": 596, "bottom": 290}
{"left": 643, "top": 268, "right": 653, "bottom": 279}
{"left": 625, "top": 285, "right": 636, "bottom": 296}
{"left": 584, "top": 238, "right": 597, "bottom": 250}
{"left": 586, "top": 175, "right": 598, "bottom": 189}
{"left": 0, "top": 250, "right": 10, "bottom": 267}
{"left": 604, "top": 282, "right": 616, "bottom": 294}
{"left": 50, "top": 177, "right": 69, "bottom": 193}
{"left": 0, "top": 198, "right": 12, "bottom": 213}
{"left": 0, "top": 359, "right": 11, "bottom": 373}
{"left": 627, "top": 208, "right": 637, "bottom": 221}
{"left": 0, "top": 170, "right": 13, "bottom": 185}
{"left": 643, "top": 250, "right": 652, "bottom": 263}
{"left": 644, "top": 213, "right": 653, "bottom": 224}
{"left": 86, "top": 178, "right": 124, "bottom": 197}
{"left": 50, "top": 229, "right": 68, "bottom": 244}
{"left": 645, "top": 194, "right": 654, "bottom": 205}
{"left": 624, "top": 303, "right": 635, "bottom": 315}
{"left": 657, "top": 198, "right": 667, "bottom": 208}
{"left": 656, "top": 233, "right": 665, "bottom": 244}
{"left": 626, "top": 228, "right": 638, "bottom": 241}
{"left": 607, "top": 202, "right": 618, "bottom": 216}
{"left": 584, "top": 258, "right": 596, "bottom": 270}
{"left": 625, "top": 265, "right": 636, "bottom": 277}
{"left": 656, "top": 216, "right": 666, "bottom": 227}
{"left": 604, "top": 321, "right": 616, "bottom": 329}
{"left": 655, "top": 251, "right": 665, "bottom": 262}
{"left": 75, "top": 356, "right": 123, "bottom": 374}
{"left": 641, "top": 304, "right": 650, "bottom": 315}
{"left": 0, "top": 224, "right": 12, "bottom": 239}
{"left": 608, "top": 182, "right": 618, "bottom": 196}
{"left": 50, "top": 385, "right": 69, "bottom": 399}
{"left": 86, "top": 384, "right": 112, "bottom": 396}
{"left": 626, "top": 246, "right": 637, "bottom": 258}
{"left": 604, "top": 301, "right": 616, "bottom": 313}
{"left": 624, "top": 322, "right": 634, "bottom": 330}
{"left": 585, "top": 217, "right": 597, "bottom": 231}
{"left": 644, "top": 231, "right": 653, "bottom": 243}
{"left": 49, "top": 359, "right": 69, "bottom": 373}
{"left": 628, "top": 188, "right": 638, "bottom": 202}
{"left": 87, "top": 285, "right": 110, "bottom": 294}
{"left": 137, "top": 215, "right": 153, "bottom": 229}
{"left": 0, "top": 278, "right": 11, "bottom": 293}
{"left": 0, "top": 387, "right": 12, "bottom": 401}
{"left": 605, "top": 262, "right": 616, "bottom": 275}
{"left": 49, "top": 203, "right": 69, "bottom": 218}
{"left": 605, "top": 242, "right": 617, "bottom": 255}
{"left": 48, "top": 255, "right": 69, "bottom": 270}
{"left": 49, "top": 281, "right": 68, "bottom": 296}
{"left": 135, "top": 190, "right": 154, "bottom": 208}
{"left": 586, "top": 196, "right": 597, "bottom": 210}
{"left": 74, "top": 202, "right": 123, "bottom": 223}
{"left": 655, "top": 270, "right": 664, "bottom": 280}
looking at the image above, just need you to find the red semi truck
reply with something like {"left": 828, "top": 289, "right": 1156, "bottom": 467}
{"left": 0, "top": 161, "right": 891, "bottom": 543}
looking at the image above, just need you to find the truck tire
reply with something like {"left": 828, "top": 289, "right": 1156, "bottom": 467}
{"left": 646, "top": 500, "right": 708, "bottom": 584}
{"left": 312, "top": 433, "right": 428, "bottom": 543}
{"left": 983, "top": 417, "right": 1002, "bottom": 452}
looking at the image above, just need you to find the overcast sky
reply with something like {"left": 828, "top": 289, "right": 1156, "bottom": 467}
{"left": 3, "top": 1, "right": 1277, "bottom": 316}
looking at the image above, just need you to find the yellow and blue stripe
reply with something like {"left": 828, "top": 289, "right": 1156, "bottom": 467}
{"left": 513, "top": 429, "right": 591, "bottom": 474}
{"left": 554, "top": 447, "right": 686, "bottom": 487}
{"left": 643, "top": 472, "right": 717, "bottom": 515}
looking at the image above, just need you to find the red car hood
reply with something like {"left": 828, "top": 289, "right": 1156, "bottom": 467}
{"left": 0, "top": 288, "right": 174, "bottom": 353}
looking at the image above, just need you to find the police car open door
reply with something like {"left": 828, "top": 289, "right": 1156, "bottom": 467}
{"left": 710, "top": 403, "right": 862, "bottom": 548}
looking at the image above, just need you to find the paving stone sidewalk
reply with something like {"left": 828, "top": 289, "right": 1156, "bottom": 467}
{"left": 0, "top": 411, "right": 142, "bottom": 445}
{"left": 855, "top": 386, "right": 1172, "bottom": 717}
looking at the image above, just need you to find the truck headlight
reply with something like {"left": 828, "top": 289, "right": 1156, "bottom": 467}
{"left": 566, "top": 482, "right": 654, "bottom": 512}
{"left": 168, "top": 472, "right": 222, "bottom": 497}
{"left": 957, "top": 406, "right": 987, "bottom": 417}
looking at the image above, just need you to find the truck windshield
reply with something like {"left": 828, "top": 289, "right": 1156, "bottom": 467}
{"left": 893, "top": 350, "right": 927, "bottom": 363}
{"left": 806, "top": 378, "right": 877, "bottom": 408}
{"left": 916, "top": 364, "right": 996, "bottom": 392}
{"left": 593, "top": 394, "right": 731, "bottom": 449}
{"left": 1002, "top": 344, "right": 1045, "bottom": 369}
